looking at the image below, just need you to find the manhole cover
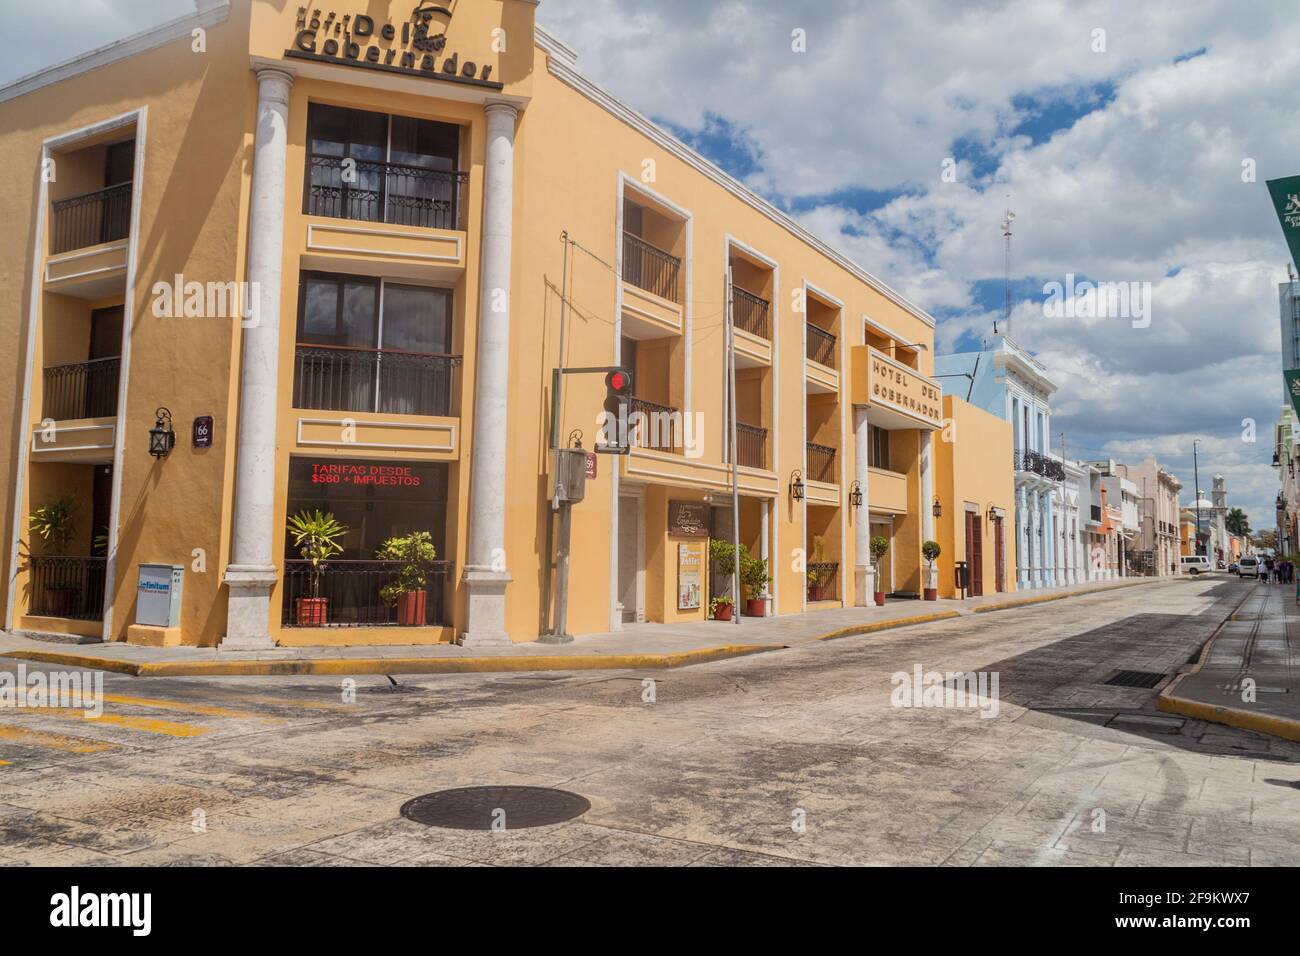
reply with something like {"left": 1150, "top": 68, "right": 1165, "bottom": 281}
{"left": 400, "top": 786, "right": 590, "bottom": 830}
{"left": 1103, "top": 670, "right": 1167, "bottom": 689}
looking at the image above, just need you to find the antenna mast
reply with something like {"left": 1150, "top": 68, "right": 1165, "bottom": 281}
{"left": 998, "top": 206, "right": 1015, "bottom": 338}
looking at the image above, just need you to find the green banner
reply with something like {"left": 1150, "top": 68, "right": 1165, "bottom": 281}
{"left": 1266, "top": 175, "right": 1300, "bottom": 269}
{"left": 1286, "top": 369, "right": 1300, "bottom": 421}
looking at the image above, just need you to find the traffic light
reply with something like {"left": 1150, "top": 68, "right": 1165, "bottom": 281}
{"left": 598, "top": 367, "right": 633, "bottom": 454}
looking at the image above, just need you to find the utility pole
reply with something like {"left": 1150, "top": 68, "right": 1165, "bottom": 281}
{"left": 541, "top": 233, "right": 575, "bottom": 644}
{"left": 726, "top": 264, "right": 741, "bottom": 625}
{"left": 1193, "top": 439, "right": 1204, "bottom": 558}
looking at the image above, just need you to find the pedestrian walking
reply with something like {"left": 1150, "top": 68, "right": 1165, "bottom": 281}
{"left": 1261, "top": 559, "right": 1271, "bottom": 584}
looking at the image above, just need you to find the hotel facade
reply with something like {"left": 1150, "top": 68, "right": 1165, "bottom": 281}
{"left": 0, "top": 0, "right": 1012, "bottom": 649}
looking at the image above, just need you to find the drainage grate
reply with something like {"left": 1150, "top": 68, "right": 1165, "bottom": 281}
{"left": 400, "top": 786, "right": 591, "bottom": 831}
{"left": 1103, "top": 670, "right": 1168, "bottom": 689}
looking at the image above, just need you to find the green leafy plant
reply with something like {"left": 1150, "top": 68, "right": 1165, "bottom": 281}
{"left": 739, "top": 550, "right": 770, "bottom": 597}
{"left": 287, "top": 510, "right": 348, "bottom": 599}
{"left": 709, "top": 595, "right": 733, "bottom": 617}
{"left": 376, "top": 531, "right": 438, "bottom": 607}
{"left": 29, "top": 498, "right": 77, "bottom": 556}
{"left": 870, "top": 535, "right": 890, "bottom": 566}
{"left": 806, "top": 539, "right": 827, "bottom": 586}
{"left": 708, "top": 538, "right": 740, "bottom": 576}
{"left": 922, "top": 540, "right": 941, "bottom": 569}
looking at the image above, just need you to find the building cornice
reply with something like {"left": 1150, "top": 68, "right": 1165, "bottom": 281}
{"left": 0, "top": 1, "right": 231, "bottom": 105}
{"left": 534, "top": 28, "right": 936, "bottom": 330}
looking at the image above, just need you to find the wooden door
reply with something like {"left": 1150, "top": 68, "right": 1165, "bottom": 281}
{"left": 965, "top": 510, "right": 984, "bottom": 596}
{"left": 993, "top": 516, "right": 1006, "bottom": 592}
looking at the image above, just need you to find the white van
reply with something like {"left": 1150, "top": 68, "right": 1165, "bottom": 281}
{"left": 1238, "top": 556, "right": 1260, "bottom": 579}
{"left": 1180, "top": 555, "right": 1213, "bottom": 575}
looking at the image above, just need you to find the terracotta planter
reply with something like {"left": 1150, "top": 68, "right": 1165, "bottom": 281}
{"left": 295, "top": 596, "right": 329, "bottom": 627}
{"left": 874, "top": 592, "right": 886, "bottom": 606}
{"left": 42, "top": 587, "right": 78, "bottom": 618}
{"left": 396, "top": 589, "right": 427, "bottom": 626}
{"left": 808, "top": 586, "right": 829, "bottom": 602}
{"left": 923, "top": 588, "right": 938, "bottom": 601}
{"left": 745, "top": 598, "right": 766, "bottom": 617}
{"left": 713, "top": 603, "right": 733, "bottom": 621}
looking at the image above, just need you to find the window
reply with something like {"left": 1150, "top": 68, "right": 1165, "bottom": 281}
{"left": 304, "top": 103, "right": 463, "bottom": 229}
{"left": 868, "top": 425, "right": 891, "bottom": 470}
{"left": 293, "top": 272, "right": 456, "bottom": 417}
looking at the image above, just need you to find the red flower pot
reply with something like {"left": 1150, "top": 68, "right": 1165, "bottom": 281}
{"left": 295, "top": 596, "right": 329, "bottom": 627}
{"left": 808, "top": 586, "right": 828, "bottom": 602}
{"left": 874, "top": 592, "right": 886, "bottom": 606}
{"left": 42, "top": 587, "right": 79, "bottom": 617}
{"left": 923, "top": 588, "right": 938, "bottom": 601}
{"left": 396, "top": 590, "right": 427, "bottom": 626}
{"left": 745, "top": 598, "right": 766, "bottom": 617}
{"left": 714, "top": 603, "right": 733, "bottom": 621}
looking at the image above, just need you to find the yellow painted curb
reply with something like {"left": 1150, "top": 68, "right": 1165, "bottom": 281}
{"left": 1, "top": 643, "right": 778, "bottom": 678}
{"left": 972, "top": 578, "right": 1160, "bottom": 614}
{"left": 816, "top": 610, "right": 962, "bottom": 641}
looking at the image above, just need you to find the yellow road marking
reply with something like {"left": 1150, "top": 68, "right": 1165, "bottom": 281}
{"left": 0, "top": 724, "right": 118, "bottom": 754}
{"left": 99, "top": 693, "right": 284, "bottom": 724}
{"left": 42, "top": 707, "right": 209, "bottom": 738}
{"left": 0, "top": 759, "right": 11, "bottom": 766}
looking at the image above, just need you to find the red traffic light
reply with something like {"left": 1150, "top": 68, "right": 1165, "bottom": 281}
{"left": 605, "top": 369, "right": 632, "bottom": 394}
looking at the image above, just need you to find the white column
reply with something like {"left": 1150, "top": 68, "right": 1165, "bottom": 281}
{"left": 461, "top": 102, "right": 519, "bottom": 647}
{"left": 760, "top": 499, "right": 771, "bottom": 614}
{"left": 920, "top": 429, "right": 936, "bottom": 594}
{"left": 853, "top": 407, "right": 874, "bottom": 605}
{"left": 221, "top": 68, "right": 293, "bottom": 650}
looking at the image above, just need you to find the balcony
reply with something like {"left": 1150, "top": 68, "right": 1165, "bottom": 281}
{"left": 629, "top": 397, "right": 679, "bottom": 453}
{"left": 733, "top": 287, "right": 770, "bottom": 339}
{"left": 25, "top": 556, "right": 107, "bottom": 621}
{"left": 622, "top": 232, "right": 681, "bottom": 304}
{"left": 42, "top": 357, "right": 120, "bottom": 421}
{"left": 807, "top": 324, "right": 838, "bottom": 369}
{"left": 51, "top": 183, "right": 132, "bottom": 255}
{"left": 306, "top": 156, "right": 468, "bottom": 231}
{"left": 807, "top": 562, "right": 840, "bottom": 602}
{"left": 806, "top": 442, "right": 838, "bottom": 483}
{"left": 293, "top": 344, "right": 460, "bottom": 417}
{"left": 1015, "top": 449, "right": 1065, "bottom": 481}
{"left": 281, "top": 559, "right": 453, "bottom": 628}
{"left": 733, "top": 421, "right": 768, "bottom": 469}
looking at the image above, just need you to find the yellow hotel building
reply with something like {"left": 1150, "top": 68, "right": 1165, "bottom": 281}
{"left": 0, "top": 0, "right": 1013, "bottom": 649}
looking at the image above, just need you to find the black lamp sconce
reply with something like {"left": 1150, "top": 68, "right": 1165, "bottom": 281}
{"left": 790, "top": 470, "right": 805, "bottom": 501}
{"left": 149, "top": 407, "right": 175, "bottom": 460}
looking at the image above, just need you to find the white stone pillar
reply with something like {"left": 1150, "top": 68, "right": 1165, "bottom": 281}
{"left": 853, "top": 407, "right": 874, "bottom": 605}
{"left": 461, "top": 102, "right": 519, "bottom": 647}
{"left": 920, "top": 429, "right": 937, "bottom": 594}
{"left": 221, "top": 67, "right": 293, "bottom": 650}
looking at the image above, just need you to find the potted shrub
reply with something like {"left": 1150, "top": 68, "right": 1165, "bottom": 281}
{"left": 28, "top": 498, "right": 79, "bottom": 617}
{"left": 740, "top": 550, "right": 770, "bottom": 616}
{"left": 377, "top": 531, "right": 438, "bottom": 626}
{"left": 710, "top": 595, "right": 734, "bottom": 621}
{"left": 806, "top": 540, "right": 828, "bottom": 602}
{"left": 286, "top": 509, "right": 347, "bottom": 626}
{"left": 870, "top": 535, "right": 890, "bottom": 606}
{"left": 709, "top": 537, "right": 740, "bottom": 612}
{"left": 922, "top": 540, "right": 941, "bottom": 601}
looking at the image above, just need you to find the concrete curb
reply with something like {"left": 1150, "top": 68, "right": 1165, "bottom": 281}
{"left": 1157, "top": 586, "right": 1300, "bottom": 743}
{"left": 0, "top": 644, "right": 780, "bottom": 678}
{"left": 816, "top": 610, "right": 962, "bottom": 641}
{"left": 971, "top": 576, "right": 1168, "bottom": 614}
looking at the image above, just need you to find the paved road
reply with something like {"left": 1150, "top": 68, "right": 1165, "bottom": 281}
{"left": 1, "top": 576, "right": 1297, "bottom": 866}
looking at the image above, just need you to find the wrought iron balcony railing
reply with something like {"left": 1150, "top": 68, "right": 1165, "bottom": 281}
{"left": 622, "top": 232, "right": 681, "bottom": 304}
{"left": 806, "top": 324, "right": 838, "bottom": 369}
{"left": 806, "top": 441, "right": 837, "bottom": 483}
{"left": 26, "top": 555, "right": 107, "bottom": 621}
{"left": 733, "top": 420, "right": 768, "bottom": 470}
{"left": 306, "top": 155, "right": 468, "bottom": 231}
{"left": 733, "top": 287, "right": 771, "bottom": 339}
{"left": 282, "top": 559, "right": 454, "bottom": 628}
{"left": 51, "top": 183, "right": 132, "bottom": 255}
{"left": 42, "top": 357, "right": 120, "bottom": 420}
{"left": 293, "top": 344, "right": 461, "bottom": 417}
{"left": 629, "top": 396, "right": 679, "bottom": 452}
{"left": 806, "top": 562, "right": 839, "bottom": 600}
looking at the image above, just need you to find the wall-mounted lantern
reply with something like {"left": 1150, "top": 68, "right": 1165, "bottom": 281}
{"left": 849, "top": 480, "right": 863, "bottom": 509}
{"left": 987, "top": 505, "right": 998, "bottom": 523}
{"left": 931, "top": 496, "right": 942, "bottom": 519}
{"left": 789, "top": 470, "right": 805, "bottom": 501}
{"left": 149, "top": 407, "right": 175, "bottom": 460}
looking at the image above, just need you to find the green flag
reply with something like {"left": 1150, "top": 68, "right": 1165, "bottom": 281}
{"left": 1266, "top": 175, "right": 1300, "bottom": 269}
{"left": 1286, "top": 369, "right": 1300, "bottom": 421}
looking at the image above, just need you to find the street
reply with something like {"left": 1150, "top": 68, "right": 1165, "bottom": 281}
{"left": 1, "top": 576, "right": 1298, "bottom": 867}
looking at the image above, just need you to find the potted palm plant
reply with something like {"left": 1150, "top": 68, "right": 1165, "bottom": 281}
{"left": 377, "top": 531, "right": 438, "bottom": 626}
{"left": 740, "top": 549, "right": 770, "bottom": 616}
{"left": 29, "top": 497, "right": 78, "bottom": 617}
{"left": 870, "top": 535, "right": 890, "bottom": 606}
{"left": 922, "top": 540, "right": 941, "bottom": 601}
{"left": 286, "top": 509, "right": 347, "bottom": 626}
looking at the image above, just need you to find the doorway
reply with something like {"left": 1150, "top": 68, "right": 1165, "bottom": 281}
{"left": 869, "top": 517, "right": 893, "bottom": 594}
{"left": 617, "top": 494, "right": 643, "bottom": 623}
{"left": 90, "top": 465, "right": 113, "bottom": 557}
{"left": 964, "top": 508, "right": 984, "bottom": 597}
{"left": 992, "top": 513, "right": 1006, "bottom": 593}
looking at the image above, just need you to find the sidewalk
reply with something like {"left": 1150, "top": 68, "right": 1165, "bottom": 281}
{"left": 1159, "top": 579, "right": 1300, "bottom": 741}
{"left": 0, "top": 575, "right": 1174, "bottom": 677}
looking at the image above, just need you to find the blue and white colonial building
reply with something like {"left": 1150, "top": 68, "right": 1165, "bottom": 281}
{"left": 935, "top": 334, "right": 1071, "bottom": 589}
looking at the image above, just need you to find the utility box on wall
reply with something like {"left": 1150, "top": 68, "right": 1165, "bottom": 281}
{"left": 136, "top": 564, "right": 184, "bottom": 627}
